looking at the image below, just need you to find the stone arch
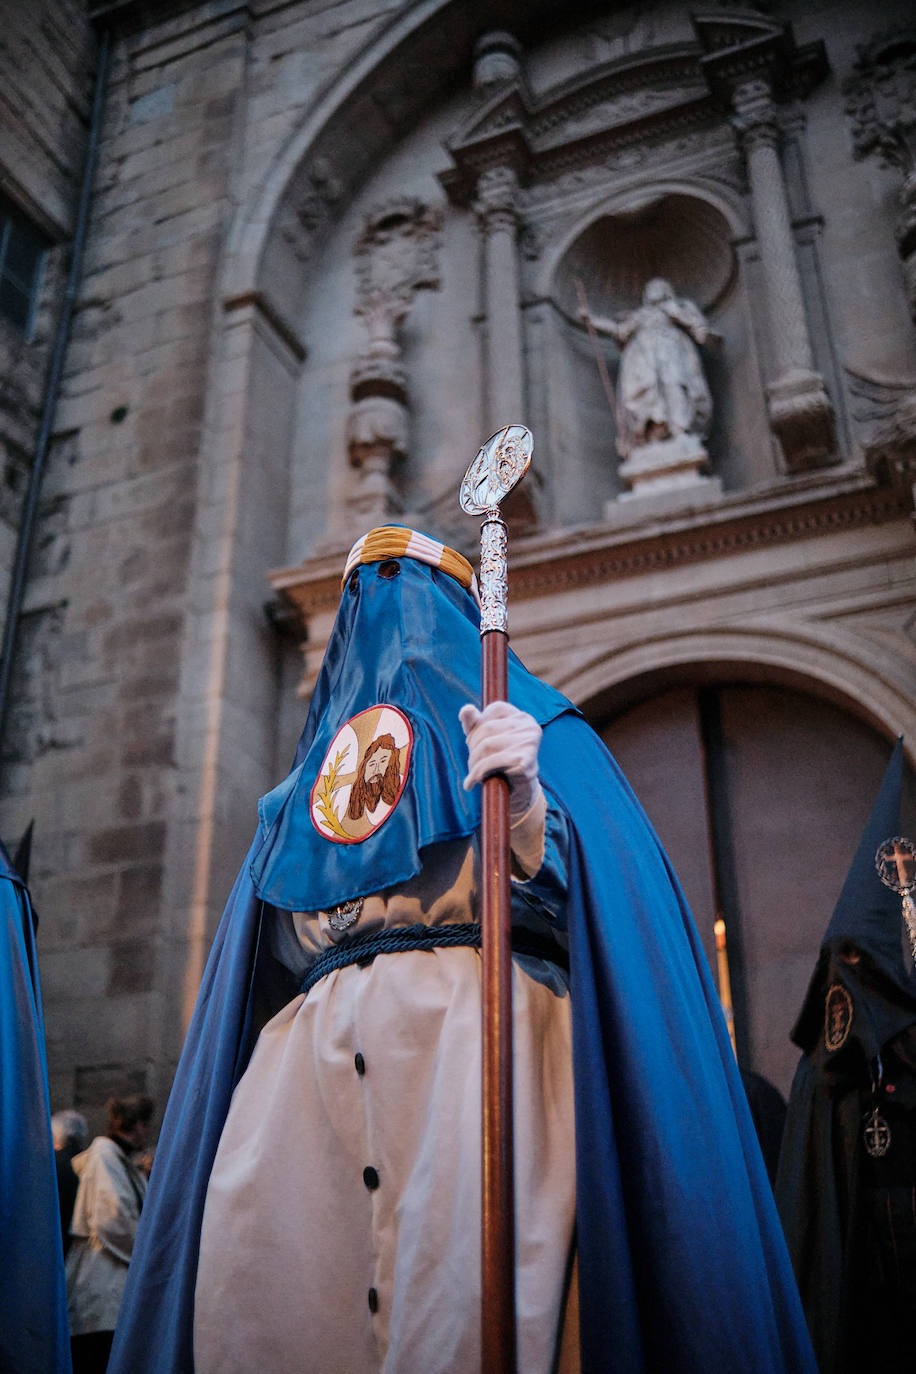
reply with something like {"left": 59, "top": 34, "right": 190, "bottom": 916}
{"left": 589, "top": 658, "right": 916, "bottom": 1095}
{"left": 561, "top": 624, "right": 916, "bottom": 756}
{"left": 221, "top": 0, "right": 600, "bottom": 314}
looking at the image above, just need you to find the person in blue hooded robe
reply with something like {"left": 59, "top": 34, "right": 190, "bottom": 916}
{"left": 110, "top": 526, "right": 815, "bottom": 1374}
{"left": 1, "top": 835, "right": 72, "bottom": 1374}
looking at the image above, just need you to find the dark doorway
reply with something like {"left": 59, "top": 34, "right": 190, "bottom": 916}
{"left": 595, "top": 682, "right": 916, "bottom": 1096}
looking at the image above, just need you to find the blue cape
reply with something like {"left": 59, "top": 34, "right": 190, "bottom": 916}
{"left": 251, "top": 558, "right": 571, "bottom": 911}
{"left": 0, "top": 842, "right": 71, "bottom": 1374}
{"left": 110, "top": 559, "right": 814, "bottom": 1372}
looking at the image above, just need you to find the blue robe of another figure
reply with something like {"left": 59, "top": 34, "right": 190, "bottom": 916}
{"left": 0, "top": 841, "right": 71, "bottom": 1373}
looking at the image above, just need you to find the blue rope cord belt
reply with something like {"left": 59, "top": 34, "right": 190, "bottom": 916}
{"left": 299, "top": 922, "right": 568, "bottom": 997}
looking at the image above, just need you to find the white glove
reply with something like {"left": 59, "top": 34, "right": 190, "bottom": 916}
{"left": 459, "top": 701, "right": 547, "bottom": 875}
{"left": 459, "top": 701, "right": 542, "bottom": 820}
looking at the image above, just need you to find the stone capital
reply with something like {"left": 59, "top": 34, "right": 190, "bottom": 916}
{"left": 474, "top": 164, "right": 520, "bottom": 231}
{"left": 731, "top": 78, "right": 780, "bottom": 151}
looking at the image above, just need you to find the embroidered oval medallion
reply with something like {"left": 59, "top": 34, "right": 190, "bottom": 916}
{"left": 824, "top": 983, "right": 853, "bottom": 1052}
{"left": 864, "top": 1109, "right": 892, "bottom": 1158}
{"left": 310, "top": 705, "right": 412, "bottom": 844}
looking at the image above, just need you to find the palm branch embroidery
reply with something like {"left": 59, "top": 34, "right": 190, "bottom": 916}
{"left": 314, "top": 749, "right": 351, "bottom": 839}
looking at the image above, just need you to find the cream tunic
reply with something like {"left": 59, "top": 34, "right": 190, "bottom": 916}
{"left": 194, "top": 810, "right": 576, "bottom": 1374}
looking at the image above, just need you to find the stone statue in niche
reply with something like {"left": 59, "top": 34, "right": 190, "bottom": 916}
{"left": 583, "top": 278, "right": 720, "bottom": 500}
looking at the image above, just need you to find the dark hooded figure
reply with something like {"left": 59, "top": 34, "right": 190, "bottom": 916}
{"left": 776, "top": 737, "right": 916, "bottom": 1374}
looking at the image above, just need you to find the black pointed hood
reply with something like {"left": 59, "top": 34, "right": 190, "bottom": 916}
{"left": 790, "top": 738, "right": 916, "bottom": 1070}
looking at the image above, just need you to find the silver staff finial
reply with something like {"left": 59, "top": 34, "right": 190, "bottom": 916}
{"left": 460, "top": 425, "right": 533, "bottom": 636}
{"left": 460, "top": 424, "right": 533, "bottom": 517}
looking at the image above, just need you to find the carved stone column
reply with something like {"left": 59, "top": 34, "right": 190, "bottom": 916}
{"left": 733, "top": 79, "right": 836, "bottom": 472}
{"left": 344, "top": 200, "right": 441, "bottom": 523}
{"left": 345, "top": 302, "right": 409, "bottom": 524}
{"left": 475, "top": 165, "right": 525, "bottom": 431}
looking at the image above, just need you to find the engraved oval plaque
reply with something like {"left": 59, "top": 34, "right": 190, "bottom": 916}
{"left": 459, "top": 424, "right": 533, "bottom": 515}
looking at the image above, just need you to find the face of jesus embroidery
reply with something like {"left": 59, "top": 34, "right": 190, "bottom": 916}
{"left": 310, "top": 705, "right": 413, "bottom": 843}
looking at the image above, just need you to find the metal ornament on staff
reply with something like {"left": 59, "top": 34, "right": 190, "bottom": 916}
{"left": 875, "top": 835, "right": 916, "bottom": 960}
{"left": 460, "top": 423, "right": 533, "bottom": 1374}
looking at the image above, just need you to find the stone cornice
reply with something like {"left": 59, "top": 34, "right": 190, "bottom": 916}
{"left": 269, "top": 472, "right": 913, "bottom": 628}
{"left": 508, "top": 477, "right": 910, "bottom": 601}
{"left": 441, "top": 44, "right": 719, "bottom": 204}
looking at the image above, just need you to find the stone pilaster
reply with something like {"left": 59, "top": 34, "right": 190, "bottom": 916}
{"left": 474, "top": 164, "right": 525, "bottom": 431}
{"left": 733, "top": 79, "right": 836, "bottom": 472}
{"left": 345, "top": 307, "right": 408, "bottom": 524}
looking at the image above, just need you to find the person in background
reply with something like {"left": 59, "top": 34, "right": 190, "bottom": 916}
{"left": 52, "top": 1109, "right": 89, "bottom": 1256}
{"left": 111, "top": 528, "right": 816, "bottom": 1374}
{"left": 66, "top": 1094, "right": 153, "bottom": 1374}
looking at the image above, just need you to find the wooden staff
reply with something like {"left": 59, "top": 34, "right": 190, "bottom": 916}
{"left": 460, "top": 424, "right": 533, "bottom": 1374}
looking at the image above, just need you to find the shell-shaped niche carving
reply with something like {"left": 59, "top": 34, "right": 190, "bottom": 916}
{"left": 554, "top": 191, "right": 735, "bottom": 319}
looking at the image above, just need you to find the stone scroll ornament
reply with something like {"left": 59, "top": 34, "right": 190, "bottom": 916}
{"left": 460, "top": 422, "right": 533, "bottom": 1374}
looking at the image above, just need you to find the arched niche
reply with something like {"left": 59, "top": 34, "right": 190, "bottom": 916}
{"left": 553, "top": 616, "right": 916, "bottom": 742}
{"left": 589, "top": 672, "right": 916, "bottom": 1099}
{"left": 551, "top": 189, "right": 739, "bottom": 318}
{"left": 540, "top": 183, "right": 764, "bottom": 522}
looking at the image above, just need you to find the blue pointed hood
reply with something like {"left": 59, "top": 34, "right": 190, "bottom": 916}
{"left": 249, "top": 548, "right": 573, "bottom": 913}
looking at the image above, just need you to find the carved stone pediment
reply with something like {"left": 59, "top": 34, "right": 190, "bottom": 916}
{"left": 534, "top": 81, "right": 709, "bottom": 151}
{"left": 692, "top": 12, "right": 828, "bottom": 105}
{"left": 691, "top": 10, "right": 786, "bottom": 55}
{"left": 441, "top": 47, "right": 718, "bottom": 203}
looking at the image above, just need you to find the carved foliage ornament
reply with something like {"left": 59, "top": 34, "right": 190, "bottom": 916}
{"left": 353, "top": 199, "right": 442, "bottom": 325}
{"left": 843, "top": 27, "right": 916, "bottom": 175}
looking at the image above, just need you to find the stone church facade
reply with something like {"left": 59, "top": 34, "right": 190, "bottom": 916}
{"left": 1, "top": 0, "right": 915, "bottom": 1125}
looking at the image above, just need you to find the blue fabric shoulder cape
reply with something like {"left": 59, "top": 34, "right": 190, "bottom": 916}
{"left": 110, "top": 560, "right": 814, "bottom": 1373}
{"left": 1, "top": 842, "right": 72, "bottom": 1374}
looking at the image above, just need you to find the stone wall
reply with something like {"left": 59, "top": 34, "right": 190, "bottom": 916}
{"left": 0, "top": 0, "right": 415, "bottom": 1126}
{"left": 0, "top": 0, "right": 94, "bottom": 634}
{"left": 0, "top": 0, "right": 914, "bottom": 1123}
